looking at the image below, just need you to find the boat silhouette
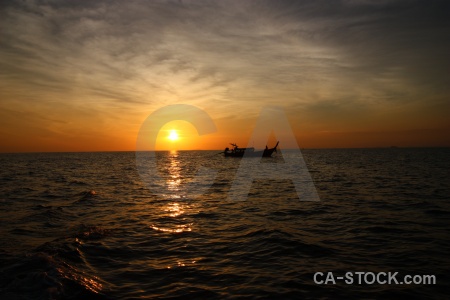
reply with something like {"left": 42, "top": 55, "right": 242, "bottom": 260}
{"left": 223, "top": 141, "right": 279, "bottom": 157}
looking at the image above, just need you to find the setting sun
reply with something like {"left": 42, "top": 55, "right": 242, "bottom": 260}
{"left": 155, "top": 120, "right": 219, "bottom": 151}
{"left": 168, "top": 130, "right": 179, "bottom": 141}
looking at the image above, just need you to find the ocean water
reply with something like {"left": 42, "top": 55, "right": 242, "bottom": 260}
{"left": 0, "top": 148, "right": 449, "bottom": 299}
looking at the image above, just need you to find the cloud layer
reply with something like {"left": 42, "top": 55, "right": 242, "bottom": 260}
{"left": 1, "top": 0, "right": 449, "bottom": 150}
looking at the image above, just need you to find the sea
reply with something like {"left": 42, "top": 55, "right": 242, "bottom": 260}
{"left": 0, "top": 148, "right": 449, "bottom": 299}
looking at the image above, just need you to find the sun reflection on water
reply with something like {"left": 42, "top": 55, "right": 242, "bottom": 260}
{"left": 166, "top": 260, "right": 198, "bottom": 269}
{"left": 150, "top": 151, "right": 204, "bottom": 272}
{"left": 150, "top": 224, "right": 192, "bottom": 233}
{"left": 56, "top": 263, "right": 103, "bottom": 294}
{"left": 167, "top": 150, "right": 181, "bottom": 196}
{"left": 165, "top": 202, "right": 184, "bottom": 217}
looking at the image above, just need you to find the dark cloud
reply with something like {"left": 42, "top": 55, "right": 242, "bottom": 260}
{"left": 1, "top": 0, "right": 449, "bottom": 137}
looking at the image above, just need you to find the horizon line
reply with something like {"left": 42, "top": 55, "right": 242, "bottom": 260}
{"left": 1, "top": 146, "right": 449, "bottom": 154}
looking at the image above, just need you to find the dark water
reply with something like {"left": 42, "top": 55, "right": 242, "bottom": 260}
{"left": 1, "top": 148, "right": 449, "bottom": 299}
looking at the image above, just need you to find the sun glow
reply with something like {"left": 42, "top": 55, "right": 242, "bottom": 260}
{"left": 168, "top": 130, "right": 179, "bottom": 141}
{"left": 155, "top": 120, "right": 219, "bottom": 151}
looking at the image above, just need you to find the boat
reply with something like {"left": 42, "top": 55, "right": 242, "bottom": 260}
{"left": 224, "top": 141, "right": 279, "bottom": 157}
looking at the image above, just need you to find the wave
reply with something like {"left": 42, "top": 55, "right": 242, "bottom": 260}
{"left": 1, "top": 225, "right": 112, "bottom": 300}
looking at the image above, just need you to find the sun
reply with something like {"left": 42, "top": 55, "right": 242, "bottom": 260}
{"left": 168, "top": 130, "right": 179, "bottom": 141}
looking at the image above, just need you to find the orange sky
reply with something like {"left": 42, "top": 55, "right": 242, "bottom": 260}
{"left": 1, "top": 1, "right": 449, "bottom": 152}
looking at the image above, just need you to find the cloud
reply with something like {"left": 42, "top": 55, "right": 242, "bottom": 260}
{"left": 1, "top": 0, "right": 449, "bottom": 150}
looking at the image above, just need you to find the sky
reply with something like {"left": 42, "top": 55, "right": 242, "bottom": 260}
{"left": 1, "top": 0, "right": 449, "bottom": 152}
